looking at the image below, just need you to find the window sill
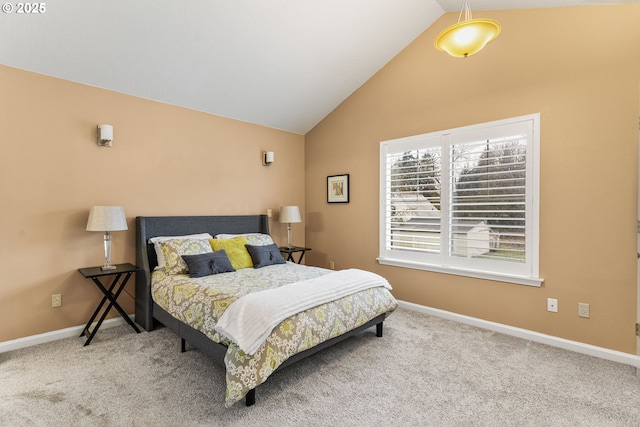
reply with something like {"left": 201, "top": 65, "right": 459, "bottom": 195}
{"left": 376, "top": 257, "right": 544, "bottom": 287}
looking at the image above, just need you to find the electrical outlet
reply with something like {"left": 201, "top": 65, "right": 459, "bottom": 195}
{"left": 329, "top": 261, "right": 335, "bottom": 270}
{"left": 266, "top": 209, "right": 272, "bottom": 218}
{"left": 578, "top": 303, "right": 590, "bottom": 318}
{"left": 547, "top": 298, "right": 558, "bottom": 313}
{"left": 51, "top": 294, "right": 62, "bottom": 308}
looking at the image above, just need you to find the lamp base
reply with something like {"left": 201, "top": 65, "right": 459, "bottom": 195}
{"left": 287, "top": 223, "right": 293, "bottom": 249}
{"left": 101, "top": 231, "right": 117, "bottom": 271}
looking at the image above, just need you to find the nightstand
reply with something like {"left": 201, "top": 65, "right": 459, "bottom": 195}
{"left": 78, "top": 263, "right": 140, "bottom": 346}
{"left": 279, "top": 246, "right": 311, "bottom": 264}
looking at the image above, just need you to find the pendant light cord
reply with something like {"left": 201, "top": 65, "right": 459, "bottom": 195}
{"left": 458, "top": 0, "right": 473, "bottom": 23}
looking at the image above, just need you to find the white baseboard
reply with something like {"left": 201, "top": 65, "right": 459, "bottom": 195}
{"left": 0, "top": 314, "right": 136, "bottom": 353}
{"left": 4, "top": 305, "right": 640, "bottom": 370}
{"left": 398, "top": 300, "right": 640, "bottom": 369}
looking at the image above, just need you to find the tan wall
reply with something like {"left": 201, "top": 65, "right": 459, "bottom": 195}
{"left": 305, "top": 4, "right": 640, "bottom": 353}
{"left": 0, "top": 65, "right": 305, "bottom": 342}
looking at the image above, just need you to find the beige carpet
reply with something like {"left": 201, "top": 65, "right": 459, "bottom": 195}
{"left": 1, "top": 308, "right": 639, "bottom": 426}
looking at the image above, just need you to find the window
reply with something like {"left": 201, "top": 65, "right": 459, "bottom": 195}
{"left": 379, "top": 114, "right": 542, "bottom": 286}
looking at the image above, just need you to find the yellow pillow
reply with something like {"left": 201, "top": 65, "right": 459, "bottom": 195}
{"left": 209, "top": 237, "right": 253, "bottom": 270}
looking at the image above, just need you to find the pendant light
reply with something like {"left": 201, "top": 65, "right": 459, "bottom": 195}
{"left": 434, "top": 0, "right": 501, "bottom": 58}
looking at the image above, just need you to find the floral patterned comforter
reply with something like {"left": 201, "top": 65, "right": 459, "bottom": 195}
{"left": 151, "top": 262, "right": 398, "bottom": 407}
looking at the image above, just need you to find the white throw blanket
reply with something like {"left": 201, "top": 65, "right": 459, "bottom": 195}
{"left": 215, "top": 269, "right": 392, "bottom": 355}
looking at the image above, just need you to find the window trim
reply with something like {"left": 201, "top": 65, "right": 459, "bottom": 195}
{"left": 378, "top": 114, "right": 543, "bottom": 287}
{"left": 376, "top": 257, "right": 544, "bottom": 287}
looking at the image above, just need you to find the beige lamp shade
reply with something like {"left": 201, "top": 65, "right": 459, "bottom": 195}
{"left": 279, "top": 206, "right": 301, "bottom": 224}
{"left": 86, "top": 206, "right": 128, "bottom": 231}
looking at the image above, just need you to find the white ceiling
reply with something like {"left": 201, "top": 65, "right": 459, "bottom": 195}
{"left": 0, "top": 0, "right": 633, "bottom": 134}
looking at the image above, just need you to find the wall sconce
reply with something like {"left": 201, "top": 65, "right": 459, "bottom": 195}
{"left": 97, "top": 124, "right": 113, "bottom": 147}
{"left": 262, "top": 151, "right": 274, "bottom": 166}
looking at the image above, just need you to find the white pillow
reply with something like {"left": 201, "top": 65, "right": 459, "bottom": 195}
{"left": 148, "top": 233, "right": 213, "bottom": 269}
{"left": 214, "top": 233, "right": 275, "bottom": 246}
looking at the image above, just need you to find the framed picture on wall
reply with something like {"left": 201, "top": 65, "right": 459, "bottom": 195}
{"left": 327, "top": 174, "right": 349, "bottom": 203}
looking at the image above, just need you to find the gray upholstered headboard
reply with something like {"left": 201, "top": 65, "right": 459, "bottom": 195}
{"left": 134, "top": 215, "right": 269, "bottom": 331}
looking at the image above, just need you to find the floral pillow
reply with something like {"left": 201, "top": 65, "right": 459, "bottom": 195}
{"left": 159, "top": 238, "right": 213, "bottom": 275}
{"left": 149, "top": 233, "right": 213, "bottom": 270}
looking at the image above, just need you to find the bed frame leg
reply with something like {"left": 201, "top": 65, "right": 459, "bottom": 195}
{"left": 181, "top": 338, "right": 186, "bottom": 353}
{"left": 376, "top": 322, "right": 383, "bottom": 337}
{"left": 245, "top": 388, "right": 256, "bottom": 406}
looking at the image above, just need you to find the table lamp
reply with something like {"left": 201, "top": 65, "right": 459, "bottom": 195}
{"left": 86, "top": 206, "right": 128, "bottom": 270}
{"left": 279, "top": 206, "right": 301, "bottom": 248}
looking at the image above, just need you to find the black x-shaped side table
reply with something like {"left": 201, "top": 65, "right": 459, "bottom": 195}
{"left": 78, "top": 263, "right": 140, "bottom": 346}
{"left": 278, "top": 246, "right": 311, "bottom": 264}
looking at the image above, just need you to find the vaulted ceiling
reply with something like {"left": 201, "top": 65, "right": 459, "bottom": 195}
{"left": 0, "top": 1, "right": 631, "bottom": 133}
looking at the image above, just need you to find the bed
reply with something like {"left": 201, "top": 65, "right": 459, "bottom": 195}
{"left": 135, "top": 214, "right": 397, "bottom": 407}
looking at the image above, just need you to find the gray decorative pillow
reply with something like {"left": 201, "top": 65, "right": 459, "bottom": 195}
{"left": 245, "top": 244, "right": 286, "bottom": 268}
{"left": 182, "top": 250, "right": 235, "bottom": 278}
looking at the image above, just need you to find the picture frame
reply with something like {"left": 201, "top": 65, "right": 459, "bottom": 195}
{"left": 327, "top": 174, "right": 349, "bottom": 203}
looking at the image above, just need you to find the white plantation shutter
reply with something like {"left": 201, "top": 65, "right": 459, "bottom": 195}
{"left": 379, "top": 114, "right": 541, "bottom": 286}
{"left": 386, "top": 147, "right": 442, "bottom": 254}
{"left": 450, "top": 135, "right": 527, "bottom": 263}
